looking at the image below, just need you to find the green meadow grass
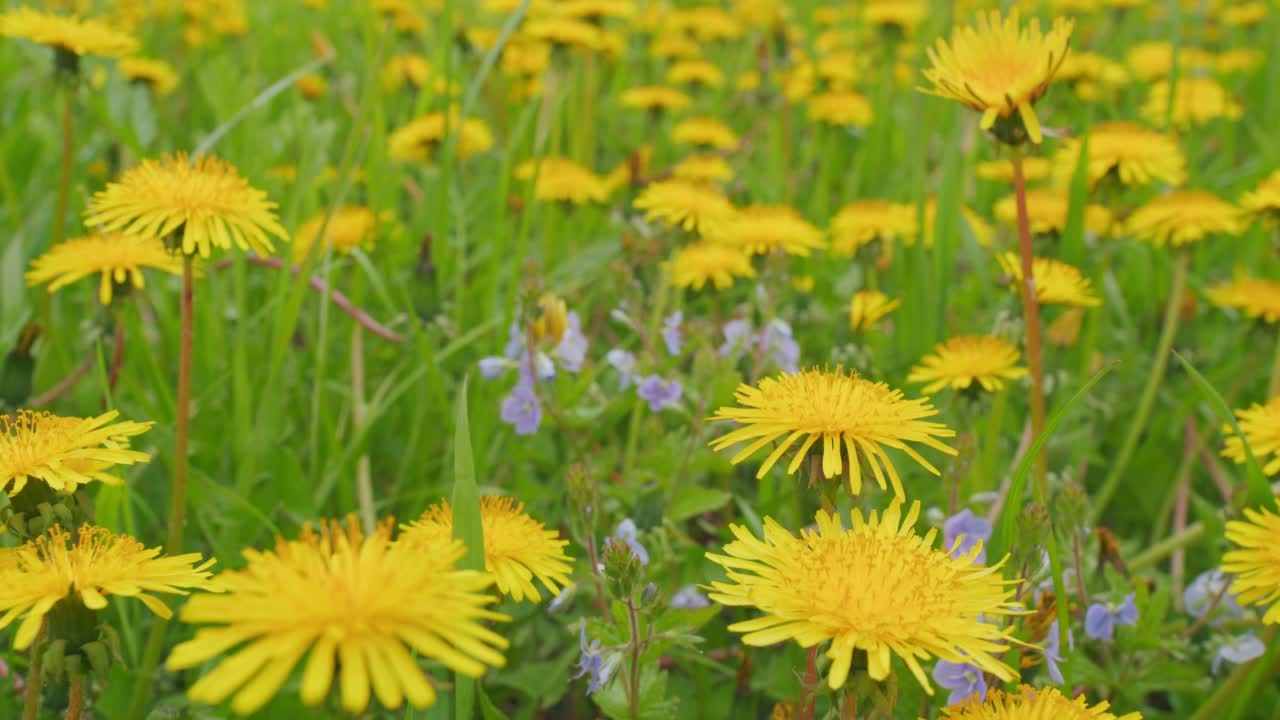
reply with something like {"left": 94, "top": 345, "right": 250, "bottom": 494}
{"left": 2, "top": 0, "right": 1280, "bottom": 717}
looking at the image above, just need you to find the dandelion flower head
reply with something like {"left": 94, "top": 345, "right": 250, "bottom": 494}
{"left": 1126, "top": 191, "right": 1242, "bottom": 247}
{"left": 1222, "top": 501, "right": 1280, "bottom": 623}
{"left": 1241, "top": 170, "right": 1280, "bottom": 222}
{"left": 1221, "top": 396, "right": 1280, "bottom": 477}
{"left": 849, "top": 290, "right": 901, "bottom": 331}
{"left": 936, "top": 685, "right": 1141, "bottom": 719}
{"left": 515, "top": 157, "right": 611, "bottom": 205}
{"left": 26, "top": 232, "right": 183, "bottom": 305}
{"left": 709, "top": 366, "right": 957, "bottom": 497}
{"left": 634, "top": 179, "right": 736, "bottom": 235}
{"left": 672, "top": 117, "right": 739, "bottom": 150}
{"left": 907, "top": 336, "right": 1028, "bottom": 394}
{"left": 1054, "top": 122, "right": 1186, "bottom": 187}
{"left": 292, "top": 206, "right": 377, "bottom": 262}
{"left": 119, "top": 56, "right": 179, "bottom": 94}
{"left": 998, "top": 253, "right": 1100, "bottom": 307}
{"left": 706, "top": 205, "right": 825, "bottom": 257}
{"left": 0, "top": 410, "right": 152, "bottom": 496}
{"left": 388, "top": 112, "right": 495, "bottom": 163}
{"left": 994, "top": 188, "right": 1112, "bottom": 236}
{"left": 1206, "top": 277, "right": 1280, "bottom": 324}
{"left": 706, "top": 500, "right": 1020, "bottom": 693}
{"left": 668, "top": 242, "right": 756, "bottom": 290}
{"left": 0, "top": 6, "right": 138, "bottom": 57}
{"left": 830, "top": 200, "right": 918, "bottom": 255}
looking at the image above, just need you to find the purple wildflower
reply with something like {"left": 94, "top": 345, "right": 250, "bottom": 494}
{"left": 1084, "top": 593, "right": 1138, "bottom": 642}
{"left": 662, "top": 311, "right": 684, "bottom": 356}
{"left": 671, "top": 585, "right": 709, "bottom": 610}
{"left": 1185, "top": 569, "right": 1244, "bottom": 622}
{"left": 1042, "top": 619, "right": 1073, "bottom": 683}
{"left": 636, "top": 375, "right": 683, "bottom": 412}
{"left": 574, "top": 624, "right": 619, "bottom": 693}
{"left": 933, "top": 660, "right": 987, "bottom": 705}
{"left": 605, "top": 348, "right": 638, "bottom": 389}
{"left": 943, "top": 509, "right": 992, "bottom": 565}
{"left": 555, "top": 311, "right": 589, "bottom": 372}
{"left": 500, "top": 380, "right": 542, "bottom": 435}
{"left": 614, "top": 519, "right": 650, "bottom": 565}
{"left": 1213, "top": 633, "right": 1266, "bottom": 674}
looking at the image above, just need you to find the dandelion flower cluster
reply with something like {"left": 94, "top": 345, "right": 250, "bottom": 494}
{"left": 709, "top": 367, "right": 956, "bottom": 497}
{"left": 706, "top": 500, "right": 1021, "bottom": 692}
{"left": 401, "top": 496, "right": 574, "bottom": 603}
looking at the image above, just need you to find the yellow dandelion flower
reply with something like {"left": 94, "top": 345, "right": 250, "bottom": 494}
{"left": 500, "top": 38, "right": 549, "bottom": 76}
{"left": 706, "top": 500, "right": 1019, "bottom": 692}
{"left": 382, "top": 52, "right": 431, "bottom": 90}
{"left": 552, "top": 0, "right": 636, "bottom": 21}
{"left": 85, "top": 152, "right": 289, "bottom": 258}
{"left": 1222, "top": 2, "right": 1268, "bottom": 27}
{"left": 815, "top": 50, "right": 864, "bottom": 87}
{"left": 1223, "top": 501, "right": 1280, "bottom": 622}
{"left": 997, "top": 253, "right": 1100, "bottom": 307}
{"left": 1206, "top": 277, "right": 1280, "bottom": 323}
{"left": 387, "top": 112, "right": 494, "bottom": 163}
{"left": 1054, "top": 51, "right": 1130, "bottom": 99}
{"left": 523, "top": 16, "right": 602, "bottom": 51}
{"left": 0, "top": 524, "right": 217, "bottom": 650}
{"left": 296, "top": 72, "right": 327, "bottom": 99}
{"left": 1241, "top": 170, "right": 1280, "bottom": 222}
{"left": 26, "top": 232, "right": 183, "bottom": 304}
{"left": 994, "top": 188, "right": 1113, "bottom": 236}
{"left": 937, "top": 685, "right": 1141, "bottom": 719}
{"left": 667, "top": 58, "right": 724, "bottom": 88}
{"left": 634, "top": 179, "right": 736, "bottom": 235}
{"left": 515, "top": 157, "right": 610, "bottom": 205}
{"left": 672, "top": 154, "right": 735, "bottom": 183}
{"left": 1222, "top": 396, "right": 1280, "bottom": 476}
{"left": 292, "top": 206, "right": 377, "bottom": 263}
{"left": 401, "top": 497, "right": 573, "bottom": 603}
{"left": 672, "top": 117, "right": 739, "bottom": 150}
{"left": 119, "top": 56, "right": 179, "bottom": 95}
{"left": 1217, "top": 48, "right": 1263, "bottom": 74}
{"left": 1142, "top": 77, "right": 1242, "bottom": 128}
{"left": 0, "top": 6, "right": 137, "bottom": 57}
{"left": 1054, "top": 122, "right": 1185, "bottom": 188}
{"left": 1047, "top": 308, "right": 1084, "bottom": 347}
{"left": 707, "top": 205, "right": 825, "bottom": 257}
{"left": 921, "top": 10, "right": 1074, "bottom": 145}
{"left": 166, "top": 518, "right": 509, "bottom": 715}
{"left": 830, "top": 200, "right": 918, "bottom": 255}
{"left": 907, "top": 335, "right": 1028, "bottom": 393}
{"left": 649, "top": 32, "right": 700, "bottom": 59}
{"left": 709, "top": 367, "right": 956, "bottom": 496}
{"left": 807, "top": 89, "right": 874, "bottom": 127}
{"left": 668, "top": 7, "right": 744, "bottom": 41}
{"left": 975, "top": 157, "right": 1052, "bottom": 183}
{"left": 668, "top": 242, "right": 756, "bottom": 290}
{"left": 850, "top": 290, "right": 901, "bottom": 331}
{"left": 0, "top": 409, "right": 152, "bottom": 496}
{"left": 863, "top": 0, "right": 926, "bottom": 33}
{"left": 619, "top": 85, "right": 691, "bottom": 112}
{"left": 1126, "top": 191, "right": 1242, "bottom": 247}
{"left": 1126, "top": 41, "right": 1215, "bottom": 81}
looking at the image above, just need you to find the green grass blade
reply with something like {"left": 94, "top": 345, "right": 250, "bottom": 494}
{"left": 990, "top": 362, "right": 1116, "bottom": 561}
{"left": 1172, "top": 350, "right": 1270, "bottom": 507}
{"left": 451, "top": 375, "right": 485, "bottom": 720}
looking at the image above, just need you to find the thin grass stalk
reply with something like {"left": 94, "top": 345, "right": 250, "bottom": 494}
{"left": 1010, "top": 150, "right": 1048, "bottom": 491}
{"left": 52, "top": 83, "right": 73, "bottom": 252}
{"left": 1091, "top": 249, "right": 1190, "bottom": 522}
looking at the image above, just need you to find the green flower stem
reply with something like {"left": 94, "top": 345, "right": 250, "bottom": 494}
{"left": 1010, "top": 150, "right": 1048, "bottom": 494}
{"left": 1091, "top": 249, "right": 1190, "bottom": 523}
{"left": 21, "top": 624, "right": 45, "bottom": 720}
{"left": 1128, "top": 521, "right": 1203, "bottom": 573}
{"left": 51, "top": 80, "right": 73, "bottom": 252}
{"left": 128, "top": 255, "right": 194, "bottom": 719}
{"left": 1268, "top": 327, "right": 1280, "bottom": 398}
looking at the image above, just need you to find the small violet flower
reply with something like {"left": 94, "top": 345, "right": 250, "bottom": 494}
{"left": 1084, "top": 593, "right": 1138, "bottom": 642}
{"left": 605, "top": 348, "right": 638, "bottom": 389}
{"left": 574, "top": 624, "right": 619, "bottom": 694}
{"left": 1042, "top": 620, "right": 1073, "bottom": 684}
{"left": 614, "top": 519, "right": 650, "bottom": 565}
{"left": 1185, "top": 569, "right": 1244, "bottom": 622}
{"left": 637, "top": 375, "right": 683, "bottom": 412}
{"left": 670, "top": 585, "right": 710, "bottom": 610}
{"left": 555, "top": 311, "right": 589, "bottom": 372}
{"left": 943, "top": 509, "right": 992, "bottom": 565}
{"left": 1213, "top": 633, "right": 1266, "bottom": 674}
{"left": 662, "top": 311, "right": 684, "bottom": 356}
{"left": 719, "top": 319, "right": 801, "bottom": 372}
{"left": 933, "top": 660, "right": 987, "bottom": 705}
{"left": 500, "top": 379, "right": 542, "bottom": 435}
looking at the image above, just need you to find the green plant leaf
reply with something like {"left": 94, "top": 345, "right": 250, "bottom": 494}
{"left": 990, "top": 362, "right": 1116, "bottom": 561}
{"left": 668, "top": 487, "right": 731, "bottom": 522}
{"left": 452, "top": 375, "right": 485, "bottom": 720}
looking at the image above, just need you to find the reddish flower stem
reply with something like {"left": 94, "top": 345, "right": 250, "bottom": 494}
{"left": 1011, "top": 150, "right": 1048, "bottom": 496}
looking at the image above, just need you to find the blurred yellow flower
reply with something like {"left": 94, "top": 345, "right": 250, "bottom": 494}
{"left": 1223, "top": 501, "right": 1280, "bottom": 627}
{"left": 1054, "top": 122, "right": 1185, "bottom": 187}
{"left": 401, "top": 496, "right": 574, "bottom": 603}
{"left": 1142, "top": 77, "right": 1242, "bottom": 128}
{"left": 296, "top": 72, "right": 327, "bottom": 99}
{"left": 1047, "top": 307, "right": 1084, "bottom": 347}
{"left": 849, "top": 290, "right": 901, "bottom": 331}
{"left": 388, "top": 112, "right": 494, "bottom": 163}
{"left": 119, "top": 56, "right": 179, "bottom": 94}
{"left": 515, "top": 157, "right": 610, "bottom": 205}
{"left": 26, "top": 232, "right": 183, "bottom": 304}
{"left": 668, "top": 6, "right": 744, "bottom": 40}
{"left": 994, "top": 188, "right": 1113, "bottom": 236}
{"left": 975, "top": 157, "right": 1052, "bottom": 183}
{"left": 1242, "top": 171, "right": 1280, "bottom": 222}
{"left": 1206, "top": 277, "right": 1280, "bottom": 323}
{"left": 0, "top": 6, "right": 137, "bottom": 57}
{"left": 938, "top": 685, "right": 1141, "bottom": 719}
{"left": 907, "top": 335, "right": 1028, "bottom": 393}
{"left": 707, "top": 205, "right": 825, "bottom": 257}
{"left": 1126, "top": 41, "right": 1215, "bottom": 81}
{"left": 830, "top": 200, "right": 917, "bottom": 254}
{"left": 672, "top": 117, "right": 739, "bottom": 149}
{"left": 667, "top": 58, "right": 725, "bottom": 88}
{"left": 998, "top": 253, "right": 1100, "bottom": 307}
{"left": 381, "top": 52, "right": 431, "bottom": 91}
{"left": 709, "top": 367, "right": 956, "bottom": 495}
{"left": 706, "top": 500, "right": 1019, "bottom": 692}
{"left": 292, "top": 206, "right": 377, "bottom": 262}
{"left": 634, "top": 179, "right": 736, "bottom": 235}
{"left": 619, "top": 84, "right": 691, "bottom": 112}
{"left": 807, "top": 90, "right": 874, "bottom": 127}
{"left": 921, "top": 10, "right": 1073, "bottom": 144}
{"left": 1126, "top": 191, "right": 1242, "bottom": 247}
{"left": 672, "top": 154, "right": 734, "bottom": 183}
{"left": 668, "top": 241, "right": 756, "bottom": 290}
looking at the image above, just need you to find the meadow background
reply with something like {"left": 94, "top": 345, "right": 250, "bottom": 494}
{"left": 2, "top": 0, "right": 1280, "bottom": 718}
